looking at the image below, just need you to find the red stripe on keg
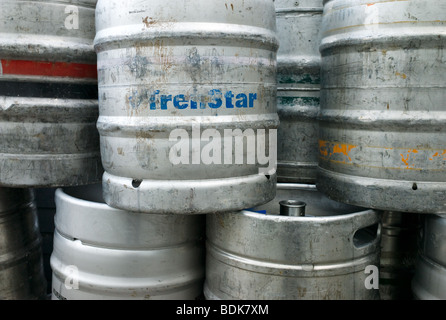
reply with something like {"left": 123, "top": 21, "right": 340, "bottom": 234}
{"left": 1, "top": 59, "right": 97, "bottom": 79}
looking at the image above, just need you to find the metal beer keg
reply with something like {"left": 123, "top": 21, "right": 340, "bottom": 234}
{"left": 0, "top": 188, "right": 47, "bottom": 300}
{"left": 275, "top": 0, "right": 323, "bottom": 183}
{"left": 205, "top": 183, "right": 381, "bottom": 300}
{"left": 412, "top": 214, "right": 446, "bottom": 300}
{"left": 94, "top": 0, "right": 279, "bottom": 214}
{"left": 50, "top": 184, "right": 205, "bottom": 300}
{"left": 317, "top": 0, "right": 446, "bottom": 213}
{"left": 0, "top": 0, "right": 102, "bottom": 187}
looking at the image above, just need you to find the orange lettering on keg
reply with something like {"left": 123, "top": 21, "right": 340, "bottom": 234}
{"left": 319, "top": 140, "right": 356, "bottom": 162}
{"left": 429, "top": 150, "right": 446, "bottom": 160}
{"left": 318, "top": 140, "right": 329, "bottom": 157}
{"left": 332, "top": 143, "right": 357, "bottom": 162}
{"left": 400, "top": 153, "right": 410, "bottom": 167}
{"left": 400, "top": 149, "right": 418, "bottom": 169}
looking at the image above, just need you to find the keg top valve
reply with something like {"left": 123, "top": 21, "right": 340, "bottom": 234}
{"left": 279, "top": 200, "right": 307, "bottom": 217}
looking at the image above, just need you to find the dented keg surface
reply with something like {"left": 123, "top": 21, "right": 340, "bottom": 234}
{"left": 205, "top": 183, "right": 381, "bottom": 300}
{"left": 0, "top": 0, "right": 102, "bottom": 187}
{"left": 94, "top": 0, "right": 279, "bottom": 214}
{"left": 317, "top": 0, "right": 446, "bottom": 213}
{"left": 0, "top": 188, "right": 47, "bottom": 300}
{"left": 379, "top": 211, "right": 421, "bottom": 300}
{"left": 276, "top": 0, "right": 323, "bottom": 183}
{"left": 412, "top": 214, "right": 446, "bottom": 300}
{"left": 50, "top": 184, "right": 205, "bottom": 300}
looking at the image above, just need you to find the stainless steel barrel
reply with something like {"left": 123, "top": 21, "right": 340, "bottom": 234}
{"left": 379, "top": 211, "right": 420, "bottom": 300}
{"left": 205, "top": 183, "right": 381, "bottom": 300}
{"left": 276, "top": 0, "right": 323, "bottom": 183}
{"left": 94, "top": 0, "right": 279, "bottom": 214}
{"left": 35, "top": 188, "right": 57, "bottom": 295}
{"left": 50, "top": 184, "right": 205, "bottom": 300}
{"left": 0, "top": 0, "right": 102, "bottom": 187}
{"left": 0, "top": 188, "right": 47, "bottom": 300}
{"left": 317, "top": 0, "right": 446, "bottom": 213}
{"left": 412, "top": 214, "right": 446, "bottom": 300}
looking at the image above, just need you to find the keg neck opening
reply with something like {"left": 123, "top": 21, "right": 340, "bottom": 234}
{"left": 279, "top": 200, "right": 307, "bottom": 217}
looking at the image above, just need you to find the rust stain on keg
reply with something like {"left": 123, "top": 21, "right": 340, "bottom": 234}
{"left": 135, "top": 131, "right": 155, "bottom": 139}
{"left": 297, "top": 287, "right": 307, "bottom": 298}
{"left": 218, "top": 216, "right": 225, "bottom": 228}
{"left": 117, "top": 147, "right": 124, "bottom": 155}
{"left": 142, "top": 16, "right": 156, "bottom": 28}
{"left": 225, "top": 3, "right": 234, "bottom": 11}
{"left": 32, "top": 133, "right": 45, "bottom": 140}
{"left": 395, "top": 72, "right": 407, "bottom": 79}
{"left": 152, "top": 40, "right": 174, "bottom": 80}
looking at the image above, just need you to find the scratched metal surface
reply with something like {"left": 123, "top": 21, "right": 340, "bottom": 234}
{"left": 204, "top": 183, "right": 381, "bottom": 300}
{"left": 95, "top": 0, "right": 280, "bottom": 214}
{"left": 275, "top": 0, "right": 323, "bottom": 183}
{"left": 0, "top": 0, "right": 102, "bottom": 187}
{"left": 50, "top": 184, "right": 205, "bottom": 300}
{"left": 317, "top": 0, "right": 446, "bottom": 213}
{"left": 0, "top": 187, "right": 47, "bottom": 300}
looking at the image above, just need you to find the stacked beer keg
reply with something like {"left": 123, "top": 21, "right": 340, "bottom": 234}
{"left": 317, "top": 0, "right": 446, "bottom": 300}
{"left": 205, "top": 0, "right": 383, "bottom": 300}
{"left": 1, "top": 0, "right": 444, "bottom": 300}
{"left": 0, "top": 0, "right": 100, "bottom": 299}
{"left": 52, "top": 0, "right": 278, "bottom": 299}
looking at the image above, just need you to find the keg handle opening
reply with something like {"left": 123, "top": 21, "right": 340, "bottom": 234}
{"left": 279, "top": 200, "right": 307, "bottom": 217}
{"left": 353, "top": 223, "right": 381, "bottom": 249}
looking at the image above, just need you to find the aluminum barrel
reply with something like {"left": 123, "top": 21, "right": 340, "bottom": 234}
{"left": 94, "top": 0, "right": 279, "bottom": 214}
{"left": 317, "top": 0, "right": 446, "bottom": 213}
{"left": 412, "top": 214, "right": 446, "bottom": 300}
{"left": 34, "top": 188, "right": 57, "bottom": 295}
{"left": 50, "top": 184, "right": 205, "bottom": 300}
{"left": 379, "top": 211, "right": 420, "bottom": 300}
{"left": 204, "top": 183, "right": 381, "bottom": 300}
{"left": 276, "top": 0, "right": 323, "bottom": 183}
{"left": 0, "top": 188, "right": 47, "bottom": 300}
{"left": 0, "top": 0, "right": 102, "bottom": 187}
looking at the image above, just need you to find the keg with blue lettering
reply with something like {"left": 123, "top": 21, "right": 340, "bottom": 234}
{"left": 50, "top": 184, "right": 205, "bottom": 300}
{"left": 412, "top": 214, "right": 446, "bottom": 300}
{"left": 94, "top": 0, "right": 279, "bottom": 214}
{"left": 204, "top": 183, "right": 381, "bottom": 300}
{"left": 0, "top": 0, "right": 102, "bottom": 187}
{"left": 317, "top": 0, "right": 446, "bottom": 213}
{"left": 276, "top": 0, "right": 323, "bottom": 183}
{"left": 0, "top": 187, "right": 47, "bottom": 300}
